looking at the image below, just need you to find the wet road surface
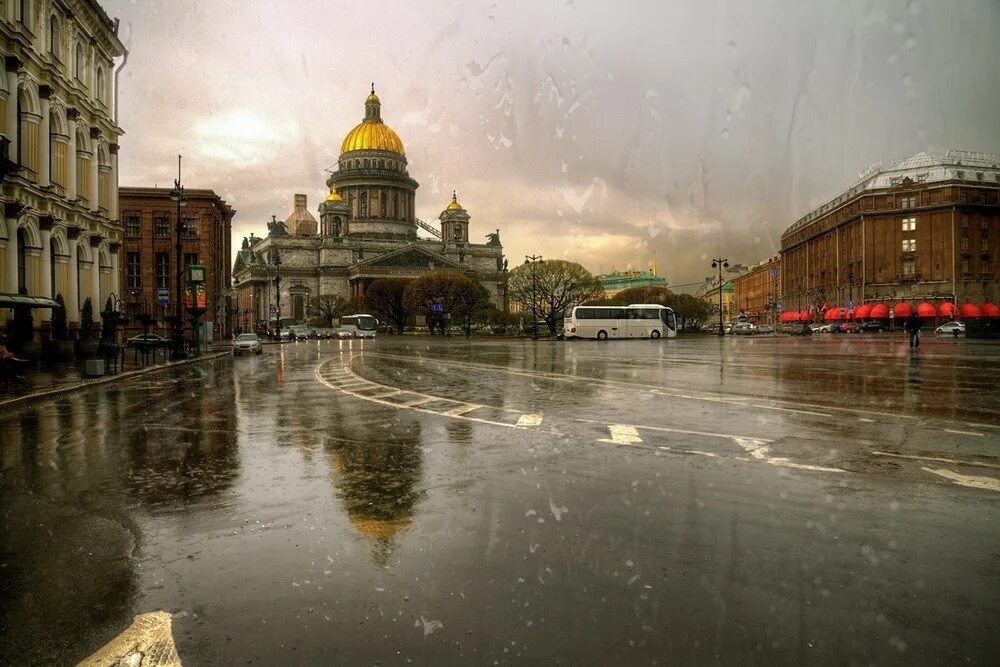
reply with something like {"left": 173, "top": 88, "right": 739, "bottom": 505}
{"left": 2, "top": 335, "right": 999, "bottom": 664}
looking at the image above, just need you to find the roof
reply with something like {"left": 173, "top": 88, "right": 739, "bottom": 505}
{"left": 782, "top": 149, "right": 1000, "bottom": 240}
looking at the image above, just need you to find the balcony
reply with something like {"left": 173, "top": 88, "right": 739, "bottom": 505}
{"left": 898, "top": 273, "right": 922, "bottom": 282}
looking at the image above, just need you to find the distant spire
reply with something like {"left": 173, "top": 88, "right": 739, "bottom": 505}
{"left": 651, "top": 250, "right": 658, "bottom": 277}
{"left": 371, "top": 81, "right": 375, "bottom": 95}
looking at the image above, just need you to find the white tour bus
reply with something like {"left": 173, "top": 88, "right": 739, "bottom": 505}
{"left": 565, "top": 304, "right": 677, "bottom": 340}
{"left": 338, "top": 313, "right": 378, "bottom": 339}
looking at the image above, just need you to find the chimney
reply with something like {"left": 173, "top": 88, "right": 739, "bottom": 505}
{"left": 294, "top": 194, "right": 307, "bottom": 210}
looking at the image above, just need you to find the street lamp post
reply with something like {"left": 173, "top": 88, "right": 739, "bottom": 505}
{"left": 710, "top": 257, "right": 729, "bottom": 336}
{"left": 270, "top": 238, "right": 282, "bottom": 337}
{"left": 525, "top": 254, "right": 543, "bottom": 339}
{"left": 169, "top": 155, "right": 188, "bottom": 359}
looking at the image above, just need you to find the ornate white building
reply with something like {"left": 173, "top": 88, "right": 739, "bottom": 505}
{"left": 0, "top": 0, "right": 125, "bottom": 330}
{"left": 233, "top": 87, "right": 506, "bottom": 326}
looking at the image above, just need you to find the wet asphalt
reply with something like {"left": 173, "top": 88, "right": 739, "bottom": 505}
{"left": 1, "top": 334, "right": 999, "bottom": 665}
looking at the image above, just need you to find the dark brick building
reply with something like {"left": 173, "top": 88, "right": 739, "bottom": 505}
{"left": 780, "top": 150, "right": 1000, "bottom": 315}
{"left": 118, "top": 187, "right": 235, "bottom": 339}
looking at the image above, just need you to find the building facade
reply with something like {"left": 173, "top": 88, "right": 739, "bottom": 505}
{"left": 698, "top": 279, "right": 735, "bottom": 322}
{"left": 780, "top": 150, "right": 1000, "bottom": 313}
{"left": 598, "top": 255, "right": 666, "bottom": 297}
{"left": 232, "top": 87, "right": 505, "bottom": 331}
{"left": 118, "top": 187, "right": 235, "bottom": 338}
{"left": 0, "top": 0, "right": 125, "bottom": 330}
{"left": 732, "top": 256, "right": 780, "bottom": 323}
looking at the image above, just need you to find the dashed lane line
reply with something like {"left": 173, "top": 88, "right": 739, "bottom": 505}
{"left": 943, "top": 429, "right": 986, "bottom": 437}
{"left": 598, "top": 424, "right": 643, "bottom": 445}
{"left": 922, "top": 467, "right": 1000, "bottom": 493}
{"left": 872, "top": 450, "right": 1000, "bottom": 470}
{"left": 516, "top": 414, "right": 544, "bottom": 427}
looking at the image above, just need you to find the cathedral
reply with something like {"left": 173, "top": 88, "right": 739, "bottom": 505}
{"left": 232, "top": 86, "right": 506, "bottom": 328}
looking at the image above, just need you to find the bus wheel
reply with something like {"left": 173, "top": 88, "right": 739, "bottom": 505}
{"left": 650, "top": 330, "right": 661, "bottom": 340}
{"left": 597, "top": 330, "right": 608, "bottom": 341}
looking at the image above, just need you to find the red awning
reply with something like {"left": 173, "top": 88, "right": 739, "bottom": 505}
{"left": 870, "top": 303, "right": 890, "bottom": 318}
{"left": 824, "top": 307, "right": 840, "bottom": 321}
{"left": 916, "top": 301, "right": 937, "bottom": 318}
{"left": 854, "top": 304, "right": 873, "bottom": 319}
{"left": 779, "top": 311, "right": 793, "bottom": 323}
{"left": 960, "top": 303, "right": 982, "bottom": 318}
{"left": 938, "top": 302, "right": 957, "bottom": 318}
{"left": 983, "top": 303, "right": 1000, "bottom": 318}
{"left": 799, "top": 309, "right": 811, "bottom": 322}
{"left": 893, "top": 302, "right": 913, "bottom": 318}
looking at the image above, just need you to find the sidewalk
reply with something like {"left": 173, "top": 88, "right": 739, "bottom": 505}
{"left": 0, "top": 350, "right": 229, "bottom": 412}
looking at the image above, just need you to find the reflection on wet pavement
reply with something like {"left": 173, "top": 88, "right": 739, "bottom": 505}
{"left": 1, "top": 336, "right": 998, "bottom": 664}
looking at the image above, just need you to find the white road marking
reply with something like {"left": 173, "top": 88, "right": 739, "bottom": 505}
{"left": 577, "top": 418, "right": 774, "bottom": 446}
{"left": 922, "top": 467, "right": 1000, "bottom": 492}
{"left": 860, "top": 418, "right": 876, "bottom": 423}
{"left": 445, "top": 404, "right": 484, "bottom": 417}
{"left": 966, "top": 422, "right": 1000, "bottom": 430}
{"left": 516, "top": 414, "right": 543, "bottom": 427}
{"left": 599, "top": 424, "right": 642, "bottom": 445}
{"left": 768, "top": 458, "right": 844, "bottom": 473}
{"left": 872, "top": 451, "right": 1000, "bottom": 470}
{"left": 943, "top": 429, "right": 985, "bottom": 437}
{"left": 733, "top": 437, "right": 770, "bottom": 460}
{"left": 750, "top": 404, "right": 832, "bottom": 417}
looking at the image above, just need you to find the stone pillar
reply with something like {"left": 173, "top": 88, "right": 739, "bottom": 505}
{"left": 67, "top": 108, "right": 78, "bottom": 200}
{"left": 3, "top": 214, "right": 17, "bottom": 292}
{"left": 109, "top": 143, "right": 119, "bottom": 221}
{"left": 90, "top": 236, "right": 102, "bottom": 312}
{"left": 109, "top": 242, "right": 120, "bottom": 296}
{"left": 66, "top": 227, "right": 80, "bottom": 322}
{"left": 89, "top": 129, "right": 100, "bottom": 212}
{"left": 4, "top": 58, "right": 20, "bottom": 163}
{"left": 39, "top": 216, "right": 53, "bottom": 297}
{"left": 38, "top": 86, "right": 51, "bottom": 187}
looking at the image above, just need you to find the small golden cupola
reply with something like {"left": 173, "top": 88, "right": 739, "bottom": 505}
{"left": 325, "top": 186, "right": 343, "bottom": 202}
{"left": 439, "top": 190, "right": 471, "bottom": 244}
{"left": 446, "top": 191, "right": 464, "bottom": 211}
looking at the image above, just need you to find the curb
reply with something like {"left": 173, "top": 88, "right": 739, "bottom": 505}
{"left": 0, "top": 351, "right": 229, "bottom": 412}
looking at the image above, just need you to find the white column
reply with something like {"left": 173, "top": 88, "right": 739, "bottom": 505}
{"left": 4, "top": 218, "right": 17, "bottom": 292}
{"left": 39, "top": 96, "right": 50, "bottom": 187}
{"left": 110, "top": 248, "right": 119, "bottom": 296}
{"left": 67, "top": 116, "right": 77, "bottom": 200}
{"left": 5, "top": 72, "right": 17, "bottom": 160}
{"left": 66, "top": 236, "right": 79, "bottom": 321}
{"left": 40, "top": 227, "right": 52, "bottom": 297}
{"left": 109, "top": 146, "right": 119, "bottom": 221}
{"left": 89, "top": 152, "right": 99, "bottom": 212}
{"left": 90, "top": 247, "right": 101, "bottom": 311}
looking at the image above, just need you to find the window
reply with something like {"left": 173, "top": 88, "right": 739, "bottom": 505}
{"left": 379, "top": 159, "right": 385, "bottom": 169}
{"left": 961, "top": 235, "right": 968, "bottom": 251}
{"left": 153, "top": 216, "right": 169, "bottom": 237}
{"left": 902, "top": 239, "right": 916, "bottom": 252}
{"left": 19, "top": 0, "right": 31, "bottom": 27}
{"left": 900, "top": 196, "right": 916, "bottom": 209}
{"left": 181, "top": 218, "right": 197, "bottom": 238}
{"left": 981, "top": 218, "right": 989, "bottom": 229}
{"left": 125, "top": 215, "right": 140, "bottom": 238}
{"left": 961, "top": 215, "right": 969, "bottom": 228}
{"left": 183, "top": 252, "right": 198, "bottom": 268}
{"left": 96, "top": 67, "right": 105, "bottom": 105}
{"left": 155, "top": 252, "right": 170, "bottom": 289}
{"left": 380, "top": 192, "right": 387, "bottom": 217}
{"left": 49, "top": 15, "right": 60, "bottom": 59}
{"left": 902, "top": 258, "right": 916, "bottom": 275}
{"left": 981, "top": 257, "right": 990, "bottom": 273}
{"left": 901, "top": 217, "right": 916, "bottom": 231}
{"left": 75, "top": 43, "right": 84, "bottom": 80}
{"left": 960, "top": 191, "right": 967, "bottom": 203}
{"left": 348, "top": 193, "right": 354, "bottom": 216}
{"left": 982, "top": 237, "right": 989, "bottom": 251}
{"left": 962, "top": 258, "right": 970, "bottom": 273}
{"left": 16, "top": 229, "right": 26, "bottom": 291}
{"left": 393, "top": 192, "right": 399, "bottom": 217}
{"left": 359, "top": 190, "right": 368, "bottom": 217}
{"left": 126, "top": 252, "right": 141, "bottom": 289}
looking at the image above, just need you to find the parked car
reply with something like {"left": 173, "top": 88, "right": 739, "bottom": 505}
{"left": 858, "top": 321, "right": 887, "bottom": 333}
{"left": 810, "top": 324, "right": 831, "bottom": 333}
{"left": 126, "top": 333, "right": 169, "bottom": 347}
{"left": 314, "top": 327, "right": 333, "bottom": 339}
{"left": 335, "top": 328, "right": 354, "bottom": 339}
{"left": 289, "top": 325, "right": 316, "bottom": 339}
{"left": 785, "top": 322, "right": 813, "bottom": 336}
{"left": 232, "top": 333, "right": 263, "bottom": 356}
{"left": 935, "top": 320, "right": 965, "bottom": 335}
{"left": 755, "top": 324, "right": 775, "bottom": 334}
{"left": 279, "top": 328, "right": 293, "bottom": 341}
{"left": 831, "top": 322, "right": 860, "bottom": 333}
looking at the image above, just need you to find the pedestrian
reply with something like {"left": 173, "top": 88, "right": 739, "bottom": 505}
{"left": 903, "top": 313, "right": 921, "bottom": 349}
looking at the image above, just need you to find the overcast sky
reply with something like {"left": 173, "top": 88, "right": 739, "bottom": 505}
{"left": 106, "top": 0, "right": 999, "bottom": 289}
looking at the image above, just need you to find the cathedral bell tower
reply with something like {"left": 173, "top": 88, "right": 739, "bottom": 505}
{"left": 320, "top": 186, "right": 350, "bottom": 239}
{"left": 439, "top": 191, "right": 470, "bottom": 245}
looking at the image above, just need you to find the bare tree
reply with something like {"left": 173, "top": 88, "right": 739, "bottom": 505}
{"left": 365, "top": 278, "right": 412, "bottom": 334}
{"left": 507, "top": 259, "right": 604, "bottom": 335}
{"left": 310, "top": 294, "right": 347, "bottom": 324}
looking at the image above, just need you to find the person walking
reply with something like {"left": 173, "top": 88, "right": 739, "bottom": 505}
{"left": 903, "top": 313, "right": 921, "bottom": 349}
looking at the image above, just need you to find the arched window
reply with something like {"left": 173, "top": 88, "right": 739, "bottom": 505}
{"left": 49, "top": 15, "right": 60, "bottom": 59}
{"left": 16, "top": 229, "right": 26, "bottom": 291}
{"left": 96, "top": 67, "right": 105, "bottom": 104}
{"left": 75, "top": 43, "right": 84, "bottom": 80}
{"left": 359, "top": 190, "right": 368, "bottom": 217}
{"left": 19, "top": 0, "right": 31, "bottom": 27}
{"left": 380, "top": 192, "right": 387, "bottom": 217}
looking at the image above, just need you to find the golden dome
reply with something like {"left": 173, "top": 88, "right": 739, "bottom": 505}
{"left": 341, "top": 120, "right": 405, "bottom": 155}
{"left": 446, "top": 191, "right": 463, "bottom": 211}
{"left": 341, "top": 84, "right": 405, "bottom": 156}
{"left": 326, "top": 186, "right": 343, "bottom": 202}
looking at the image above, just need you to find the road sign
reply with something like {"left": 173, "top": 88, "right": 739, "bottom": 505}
{"left": 269, "top": 304, "right": 277, "bottom": 313}
{"left": 770, "top": 268, "right": 779, "bottom": 278}
{"left": 431, "top": 304, "right": 443, "bottom": 313}
{"left": 157, "top": 288, "right": 169, "bottom": 306}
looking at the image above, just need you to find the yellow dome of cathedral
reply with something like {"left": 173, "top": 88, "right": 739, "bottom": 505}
{"left": 340, "top": 85, "right": 405, "bottom": 156}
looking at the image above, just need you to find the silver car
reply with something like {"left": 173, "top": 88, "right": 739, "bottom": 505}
{"left": 232, "top": 333, "right": 263, "bottom": 356}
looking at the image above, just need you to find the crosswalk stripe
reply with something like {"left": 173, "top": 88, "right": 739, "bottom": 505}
{"left": 516, "top": 414, "right": 543, "bottom": 427}
{"left": 599, "top": 424, "right": 642, "bottom": 445}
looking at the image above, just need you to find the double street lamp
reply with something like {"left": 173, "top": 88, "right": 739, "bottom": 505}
{"left": 710, "top": 257, "right": 729, "bottom": 336}
{"left": 169, "top": 155, "right": 188, "bottom": 359}
{"left": 525, "top": 254, "right": 543, "bottom": 339}
{"left": 270, "top": 234, "right": 282, "bottom": 336}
